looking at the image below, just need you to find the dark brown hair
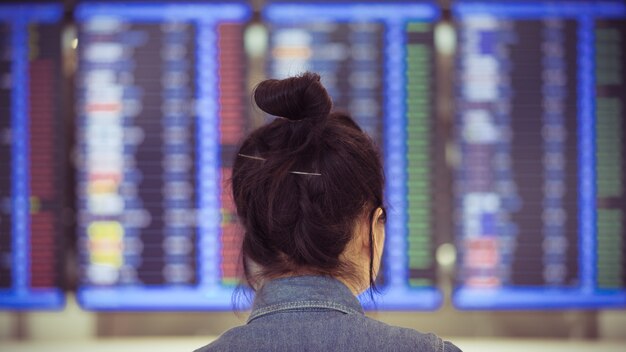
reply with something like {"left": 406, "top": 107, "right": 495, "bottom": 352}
{"left": 232, "top": 72, "right": 385, "bottom": 292}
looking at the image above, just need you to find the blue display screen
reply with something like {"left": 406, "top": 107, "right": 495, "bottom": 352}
{"left": 265, "top": 1, "right": 443, "bottom": 310}
{"left": 74, "top": 2, "right": 251, "bottom": 310}
{"left": 4, "top": 0, "right": 623, "bottom": 312}
{"left": 0, "top": 4, "right": 65, "bottom": 310}
{"left": 452, "top": 1, "right": 626, "bottom": 309}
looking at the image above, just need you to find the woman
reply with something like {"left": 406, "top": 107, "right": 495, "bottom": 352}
{"left": 196, "top": 72, "right": 461, "bottom": 352}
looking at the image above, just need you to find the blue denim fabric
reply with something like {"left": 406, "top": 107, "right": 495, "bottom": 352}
{"left": 195, "top": 276, "right": 462, "bottom": 352}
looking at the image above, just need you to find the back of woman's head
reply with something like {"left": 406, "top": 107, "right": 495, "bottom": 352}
{"left": 232, "top": 72, "right": 384, "bottom": 290}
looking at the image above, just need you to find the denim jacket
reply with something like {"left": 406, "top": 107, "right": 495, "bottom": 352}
{"left": 195, "top": 276, "right": 462, "bottom": 352}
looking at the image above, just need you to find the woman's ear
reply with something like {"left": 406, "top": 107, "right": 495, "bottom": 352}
{"left": 371, "top": 207, "right": 385, "bottom": 252}
{"left": 370, "top": 207, "right": 386, "bottom": 280}
{"left": 357, "top": 207, "right": 386, "bottom": 256}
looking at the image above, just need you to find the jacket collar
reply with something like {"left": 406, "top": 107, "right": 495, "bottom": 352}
{"left": 247, "top": 275, "right": 364, "bottom": 323}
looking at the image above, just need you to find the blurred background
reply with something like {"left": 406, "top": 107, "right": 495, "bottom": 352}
{"left": 0, "top": 0, "right": 625, "bottom": 351}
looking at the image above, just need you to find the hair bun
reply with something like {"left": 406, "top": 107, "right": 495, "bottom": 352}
{"left": 254, "top": 72, "right": 332, "bottom": 121}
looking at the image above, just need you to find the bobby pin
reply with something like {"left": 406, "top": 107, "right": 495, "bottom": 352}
{"left": 289, "top": 171, "right": 322, "bottom": 176}
{"left": 237, "top": 153, "right": 322, "bottom": 176}
{"left": 238, "top": 153, "right": 266, "bottom": 161}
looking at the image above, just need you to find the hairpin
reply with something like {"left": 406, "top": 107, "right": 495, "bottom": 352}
{"left": 238, "top": 153, "right": 322, "bottom": 176}
{"left": 289, "top": 171, "right": 322, "bottom": 176}
{"left": 237, "top": 153, "right": 266, "bottom": 161}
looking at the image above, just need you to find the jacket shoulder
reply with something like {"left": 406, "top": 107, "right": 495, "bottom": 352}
{"left": 348, "top": 315, "right": 462, "bottom": 352}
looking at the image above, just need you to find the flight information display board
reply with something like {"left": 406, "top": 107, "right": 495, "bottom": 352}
{"left": 452, "top": 1, "right": 626, "bottom": 309}
{"left": 0, "top": 4, "right": 65, "bottom": 309}
{"left": 264, "top": 1, "right": 442, "bottom": 309}
{"left": 75, "top": 2, "right": 251, "bottom": 310}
